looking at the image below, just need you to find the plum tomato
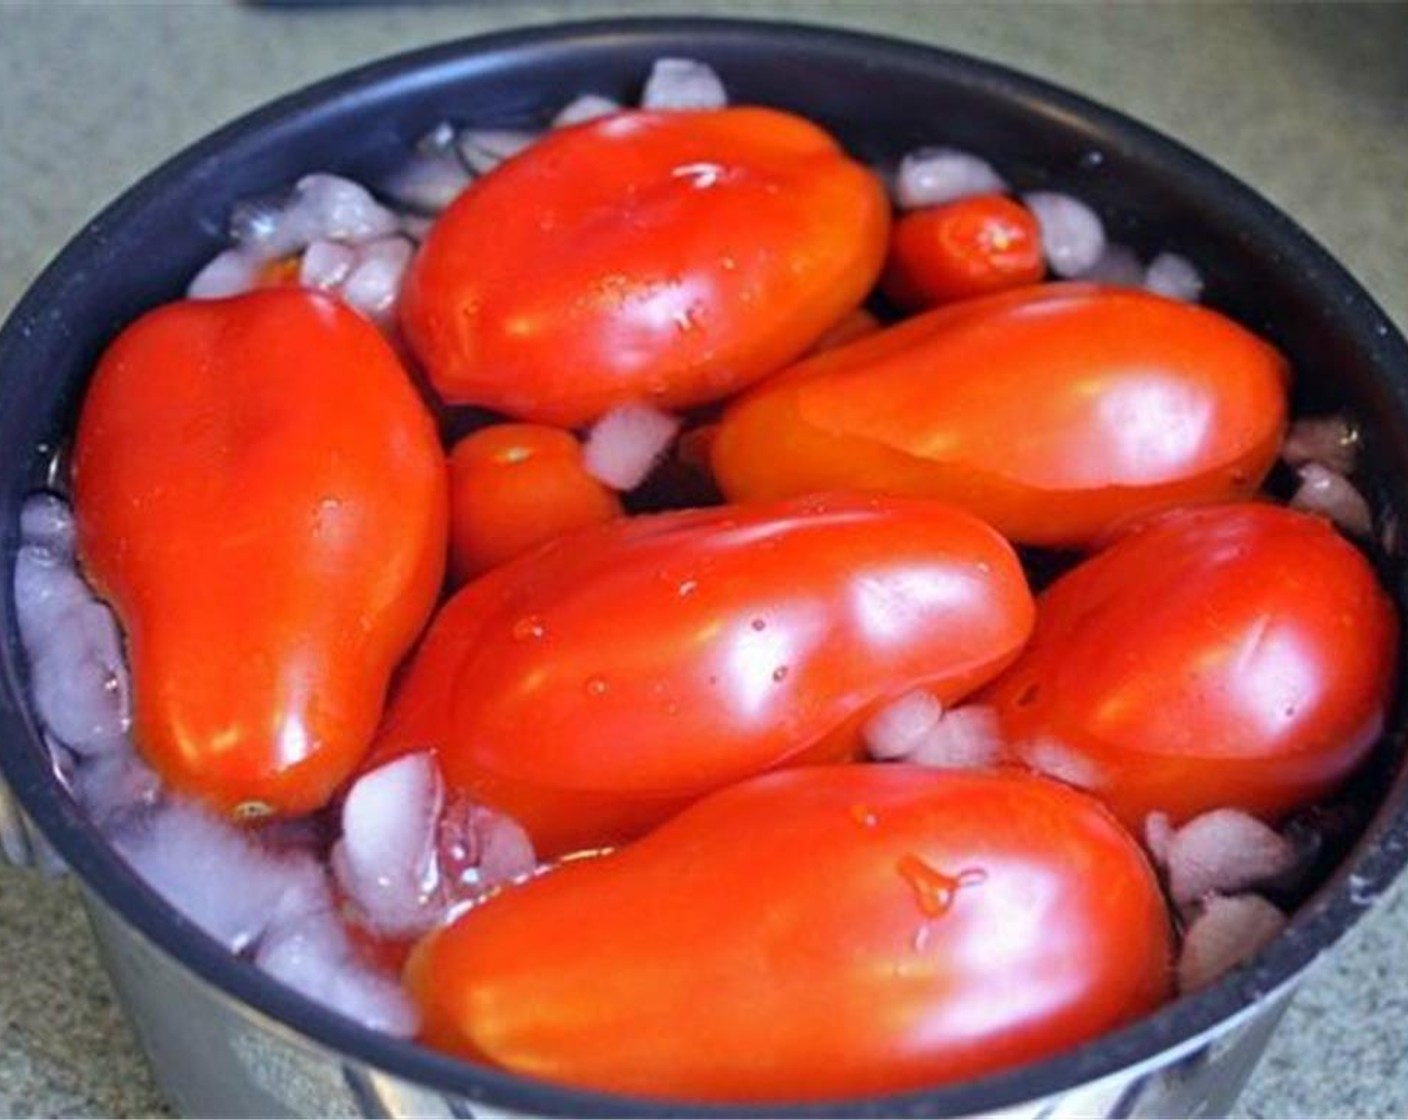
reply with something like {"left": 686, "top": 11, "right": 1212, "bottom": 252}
{"left": 712, "top": 283, "right": 1289, "bottom": 548}
{"left": 373, "top": 494, "right": 1035, "bottom": 857}
{"left": 73, "top": 289, "right": 448, "bottom": 818}
{"left": 980, "top": 503, "right": 1399, "bottom": 827}
{"left": 399, "top": 108, "right": 890, "bottom": 426}
{"left": 407, "top": 765, "right": 1173, "bottom": 1102}
{"left": 881, "top": 193, "right": 1044, "bottom": 309}
{"left": 448, "top": 424, "right": 622, "bottom": 583}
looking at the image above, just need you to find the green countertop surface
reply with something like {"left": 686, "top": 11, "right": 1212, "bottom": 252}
{"left": 1, "top": 2, "right": 1405, "bottom": 1116}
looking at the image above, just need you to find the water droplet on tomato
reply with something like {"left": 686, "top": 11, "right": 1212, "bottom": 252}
{"left": 895, "top": 855, "right": 984, "bottom": 918}
{"left": 848, "top": 803, "right": 878, "bottom": 829}
{"left": 772, "top": 665, "right": 789, "bottom": 683}
{"left": 511, "top": 615, "right": 547, "bottom": 642}
{"left": 585, "top": 676, "right": 609, "bottom": 697}
{"left": 677, "top": 579, "right": 699, "bottom": 597}
{"left": 493, "top": 445, "right": 533, "bottom": 465}
{"left": 672, "top": 161, "right": 725, "bottom": 189}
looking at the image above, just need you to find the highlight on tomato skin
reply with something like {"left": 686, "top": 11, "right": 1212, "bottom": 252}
{"left": 405, "top": 765, "right": 1174, "bottom": 1103}
{"left": 980, "top": 502, "right": 1400, "bottom": 829}
{"left": 72, "top": 288, "right": 448, "bottom": 818}
{"left": 372, "top": 493, "right": 1036, "bottom": 858}
{"left": 711, "top": 282, "right": 1290, "bottom": 548}
{"left": 447, "top": 424, "right": 622, "bottom": 584}
{"left": 399, "top": 107, "right": 891, "bottom": 427}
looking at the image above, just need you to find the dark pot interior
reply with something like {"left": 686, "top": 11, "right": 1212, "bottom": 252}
{"left": 2, "top": 17, "right": 1408, "bottom": 1118}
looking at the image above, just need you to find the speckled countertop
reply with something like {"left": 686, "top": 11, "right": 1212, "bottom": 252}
{"left": 1, "top": 2, "right": 1406, "bottom": 1117}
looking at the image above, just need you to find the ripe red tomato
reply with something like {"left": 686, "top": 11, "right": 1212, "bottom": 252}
{"left": 712, "top": 283, "right": 1289, "bottom": 547}
{"left": 407, "top": 765, "right": 1173, "bottom": 1102}
{"left": 981, "top": 503, "right": 1399, "bottom": 827}
{"left": 447, "top": 424, "right": 622, "bottom": 583}
{"left": 374, "top": 494, "right": 1034, "bottom": 856}
{"left": 73, "top": 289, "right": 448, "bottom": 818}
{"left": 400, "top": 108, "right": 890, "bottom": 426}
{"left": 882, "top": 193, "right": 1044, "bottom": 309}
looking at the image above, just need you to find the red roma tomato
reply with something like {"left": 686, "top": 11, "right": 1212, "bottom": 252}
{"left": 712, "top": 283, "right": 1289, "bottom": 548}
{"left": 448, "top": 424, "right": 622, "bottom": 583}
{"left": 374, "top": 494, "right": 1034, "bottom": 856}
{"left": 73, "top": 289, "right": 448, "bottom": 818}
{"left": 407, "top": 765, "right": 1173, "bottom": 1102}
{"left": 400, "top": 109, "right": 890, "bottom": 426}
{"left": 882, "top": 193, "right": 1044, "bottom": 309}
{"left": 980, "top": 503, "right": 1399, "bottom": 827}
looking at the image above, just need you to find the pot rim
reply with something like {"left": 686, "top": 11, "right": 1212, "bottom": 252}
{"left": 3, "top": 15, "right": 1408, "bottom": 1117}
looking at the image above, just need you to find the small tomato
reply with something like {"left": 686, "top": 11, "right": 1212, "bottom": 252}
{"left": 882, "top": 193, "right": 1044, "bottom": 309}
{"left": 448, "top": 424, "right": 622, "bottom": 583}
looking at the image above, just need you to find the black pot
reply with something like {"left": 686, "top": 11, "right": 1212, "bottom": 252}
{"left": 2, "top": 17, "right": 1407, "bottom": 1119}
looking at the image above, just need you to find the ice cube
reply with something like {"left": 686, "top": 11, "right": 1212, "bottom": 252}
{"left": 1167, "top": 809, "right": 1298, "bottom": 907}
{"left": 895, "top": 148, "right": 1007, "bottom": 210}
{"left": 332, "top": 753, "right": 443, "bottom": 937}
{"left": 1024, "top": 191, "right": 1107, "bottom": 278}
{"left": 640, "top": 58, "right": 728, "bottom": 111}
{"left": 910, "top": 705, "right": 1004, "bottom": 770}
{"left": 862, "top": 690, "right": 944, "bottom": 760}
{"left": 583, "top": 403, "right": 681, "bottom": 491}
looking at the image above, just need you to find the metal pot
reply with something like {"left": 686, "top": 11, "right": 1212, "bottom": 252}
{"left": 3, "top": 18, "right": 1407, "bottom": 1119}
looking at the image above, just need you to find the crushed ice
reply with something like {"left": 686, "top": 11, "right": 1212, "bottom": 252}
{"left": 10, "top": 491, "right": 427, "bottom": 1034}
{"left": 640, "top": 58, "right": 728, "bottom": 111}
{"left": 1024, "top": 191, "right": 1107, "bottom": 278}
{"left": 1164, "top": 808, "right": 1298, "bottom": 908}
{"left": 583, "top": 402, "right": 682, "bottom": 491}
{"left": 894, "top": 148, "right": 1007, "bottom": 210}
{"left": 333, "top": 752, "right": 537, "bottom": 938}
{"left": 1282, "top": 415, "right": 1359, "bottom": 476}
{"left": 1290, "top": 461, "right": 1374, "bottom": 538}
{"left": 1178, "top": 893, "right": 1287, "bottom": 993}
